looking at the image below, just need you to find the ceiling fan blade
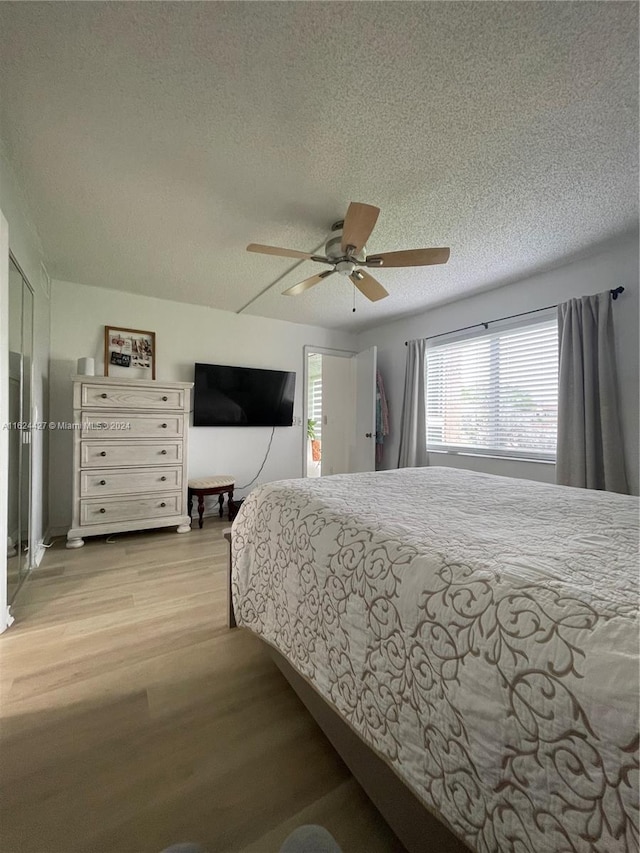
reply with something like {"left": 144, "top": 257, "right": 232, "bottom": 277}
{"left": 247, "top": 243, "right": 314, "bottom": 260}
{"left": 282, "top": 270, "right": 335, "bottom": 297}
{"left": 350, "top": 271, "right": 389, "bottom": 302}
{"left": 341, "top": 202, "right": 380, "bottom": 254}
{"left": 366, "top": 247, "right": 450, "bottom": 268}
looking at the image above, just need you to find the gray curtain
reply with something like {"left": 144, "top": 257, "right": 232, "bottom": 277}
{"left": 397, "top": 339, "right": 428, "bottom": 468}
{"left": 556, "top": 291, "right": 628, "bottom": 493}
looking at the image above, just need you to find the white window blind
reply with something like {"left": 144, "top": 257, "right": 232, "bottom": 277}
{"left": 309, "top": 377, "right": 322, "bottom": 440}
{"left": 425, "top": 317, "right": 558, "bottom": 461}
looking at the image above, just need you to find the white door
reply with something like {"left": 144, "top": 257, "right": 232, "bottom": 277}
{"left": 351, "top": 346, "right": 377, "bottom": 473}
{"left": 320, "top": 354, "right": 352, "bottom": 476}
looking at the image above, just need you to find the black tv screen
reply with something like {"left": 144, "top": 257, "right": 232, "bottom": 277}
{"left": 193, "top": 363, "right": 296, "bottom": 427}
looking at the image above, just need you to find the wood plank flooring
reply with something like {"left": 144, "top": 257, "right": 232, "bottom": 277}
{"left": 0, "top": 522, "right": 404, "bottom": 853}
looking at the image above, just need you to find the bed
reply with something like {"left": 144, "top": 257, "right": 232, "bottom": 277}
{"left": 229, "top": 467, "right": 639, "bottom": 853}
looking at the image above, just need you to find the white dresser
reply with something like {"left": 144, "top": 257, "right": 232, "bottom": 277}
{"left": 66, "top": 376, "right": 193, "bottom": 548}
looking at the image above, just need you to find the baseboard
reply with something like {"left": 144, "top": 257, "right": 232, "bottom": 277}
{"left": 30, "top": 526, "right": 63, "bottom": 567}
{"left": 191, "top": 508, "right": 232, "bottom": 523}
{"left": 41, "top": 515, "right": 226, "bottom": 545}
{"left": 32, "top": 542, "right": 47, "bottom": 568}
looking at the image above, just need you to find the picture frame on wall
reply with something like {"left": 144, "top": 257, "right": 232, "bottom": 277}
{"left": 104, "top": 326, "right": 156, "bottom": 380}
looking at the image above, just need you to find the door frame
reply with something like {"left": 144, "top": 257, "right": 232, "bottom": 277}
{"left": 0, "top": 210, "right": 10, "bottom": 632}
{"left": 302, "top": 345, "right": 355, "bottom": 478}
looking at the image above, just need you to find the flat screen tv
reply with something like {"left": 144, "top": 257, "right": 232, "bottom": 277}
{"left": 193, "top": 362, "right": 296, "bottom": 427}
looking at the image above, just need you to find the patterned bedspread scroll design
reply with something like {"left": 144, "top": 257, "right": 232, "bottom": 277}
{"left": 231, "top": 467, "right": 640, "bottom": 853}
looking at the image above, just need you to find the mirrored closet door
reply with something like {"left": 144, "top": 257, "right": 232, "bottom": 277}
{"left": 7, "top": 256, "right": 34, "bottom": 604}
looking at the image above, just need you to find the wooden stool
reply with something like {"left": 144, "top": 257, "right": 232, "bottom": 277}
{"left": 228, "top": 497, "right": 245, "bottom": 523}
{"left": 188, "top": 476, "right": 234, "bottom": 528}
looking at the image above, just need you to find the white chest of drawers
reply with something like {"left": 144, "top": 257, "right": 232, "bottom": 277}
{"left": 66, "top": 376, "right": 193, "bottom": 548}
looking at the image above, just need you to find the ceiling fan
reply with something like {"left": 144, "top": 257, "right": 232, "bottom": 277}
{"left": 246, "top": 202, "right": 450, "bottom": 302}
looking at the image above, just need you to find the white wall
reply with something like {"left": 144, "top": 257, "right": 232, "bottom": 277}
{"left": 358, "top": 234, "right": 639, "bottom": 495}
{"left": 48, "top": 280, "right": 357, "bottom": 532}
{"left": 0, "top": 147, "right": 50, "bottom": 625}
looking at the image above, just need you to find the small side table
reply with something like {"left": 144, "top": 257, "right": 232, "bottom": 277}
{"left": 187, "top": 476, "right": 234, "bottom": 528}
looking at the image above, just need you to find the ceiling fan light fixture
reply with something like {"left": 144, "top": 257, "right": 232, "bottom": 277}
{"left": 336, "top": 260, "right": 356, "bottom": 276}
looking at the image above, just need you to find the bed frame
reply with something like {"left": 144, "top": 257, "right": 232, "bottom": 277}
{"left": 224, "top": 530, "right": 469, "bottom": 853}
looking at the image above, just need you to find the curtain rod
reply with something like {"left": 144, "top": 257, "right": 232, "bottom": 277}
{"left": 404, "top": 286, "right": 625, "bottom": 346}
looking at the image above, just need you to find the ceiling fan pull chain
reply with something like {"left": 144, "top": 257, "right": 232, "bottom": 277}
{"left": 353, "top": 283, "right": 356, "bottom": 313}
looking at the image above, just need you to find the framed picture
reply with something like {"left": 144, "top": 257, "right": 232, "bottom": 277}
{"left": 104, "top": 326, "right": 156, "bottom": 380}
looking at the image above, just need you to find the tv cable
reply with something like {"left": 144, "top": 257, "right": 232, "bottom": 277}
{"left": 237, "top": 426, "right": 276, "bottom": 490}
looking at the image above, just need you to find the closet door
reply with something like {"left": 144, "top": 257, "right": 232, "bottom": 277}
{"left": 21, "top": 281, "right": 33, "bottom": 575}
{"left": 7, "top": 257, "right": 33, "bottom": 603}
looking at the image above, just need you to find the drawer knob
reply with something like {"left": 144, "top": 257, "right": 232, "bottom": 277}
{"left": 99, "top": 480, "right": 106, "bottom": 486}
{"left": 160, "top": 476, "right": 166, "bottom": 481}
{"left": 160, "top": 502, "right": 166, "bottom": 508}
{"left": 161, "top": 423, "right": 167, "bottom": 428}
{"left": 100, "top": 423, "right": 108, "bottom": 428}
{"left": 100, "top": 508, "right": 106, "bottom": 514}
{"left": 100, "top": 451, "right": 107, "bottom": 457}
{"left": 161, "top": 449, "right": 167, "bottom": 455}
{"left": 162, "top": 396, "right": 168, "bottom": 401}
{"left": 101, "top": 393, "right": 107, "bottom": 399}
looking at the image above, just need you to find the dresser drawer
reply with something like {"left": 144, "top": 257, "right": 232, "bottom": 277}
{"left": 80, "top": 466, "right": 182, "bottom": 497}
{"left": 80, "top": 441, "right": 183, "bottom": 468}
{"left": 80, "top": 383, "right": 186, "bottom": 411}
{"left": 81, "top": 413, "right": 184, "bottom": 439}
{"left": 80, "top": 493, "right": 182, "bottom": 526}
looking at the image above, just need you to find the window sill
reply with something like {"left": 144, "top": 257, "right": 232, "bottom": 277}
{"left": 427, "top": 450, "right": 555, "bottom": 466}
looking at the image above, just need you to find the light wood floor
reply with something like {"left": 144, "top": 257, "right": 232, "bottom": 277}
{"left": 0, "top": 521, "right": 404, "bottom": 853}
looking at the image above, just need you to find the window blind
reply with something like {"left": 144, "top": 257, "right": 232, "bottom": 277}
{"left": 310, "top": 377, "right": 322, "bottom": 440}
{"left": 425, "top": 317, "right": 558, "bottom": 460}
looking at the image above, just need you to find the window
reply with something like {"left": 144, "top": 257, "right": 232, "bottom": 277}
{"left": 307, "top": 352, "right": 323, "bottom": 442}
{"left": 309, "top": 377, "right": 323, "bottom": 441}
{"left": 425, "top": 317, "right": 558, "bottom": 461}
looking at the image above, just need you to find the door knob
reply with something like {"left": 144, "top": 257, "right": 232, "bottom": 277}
{"left": 365, "top": 432, "right": 372, "bottom": 438}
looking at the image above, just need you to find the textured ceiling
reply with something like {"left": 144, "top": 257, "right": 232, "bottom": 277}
{"left": 0, "top": 2, "right": 637, "bottom": 331}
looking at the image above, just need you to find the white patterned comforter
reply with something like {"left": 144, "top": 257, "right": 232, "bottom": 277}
{"left": 231, "top": 467, "right": 639, "bottom": 853}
